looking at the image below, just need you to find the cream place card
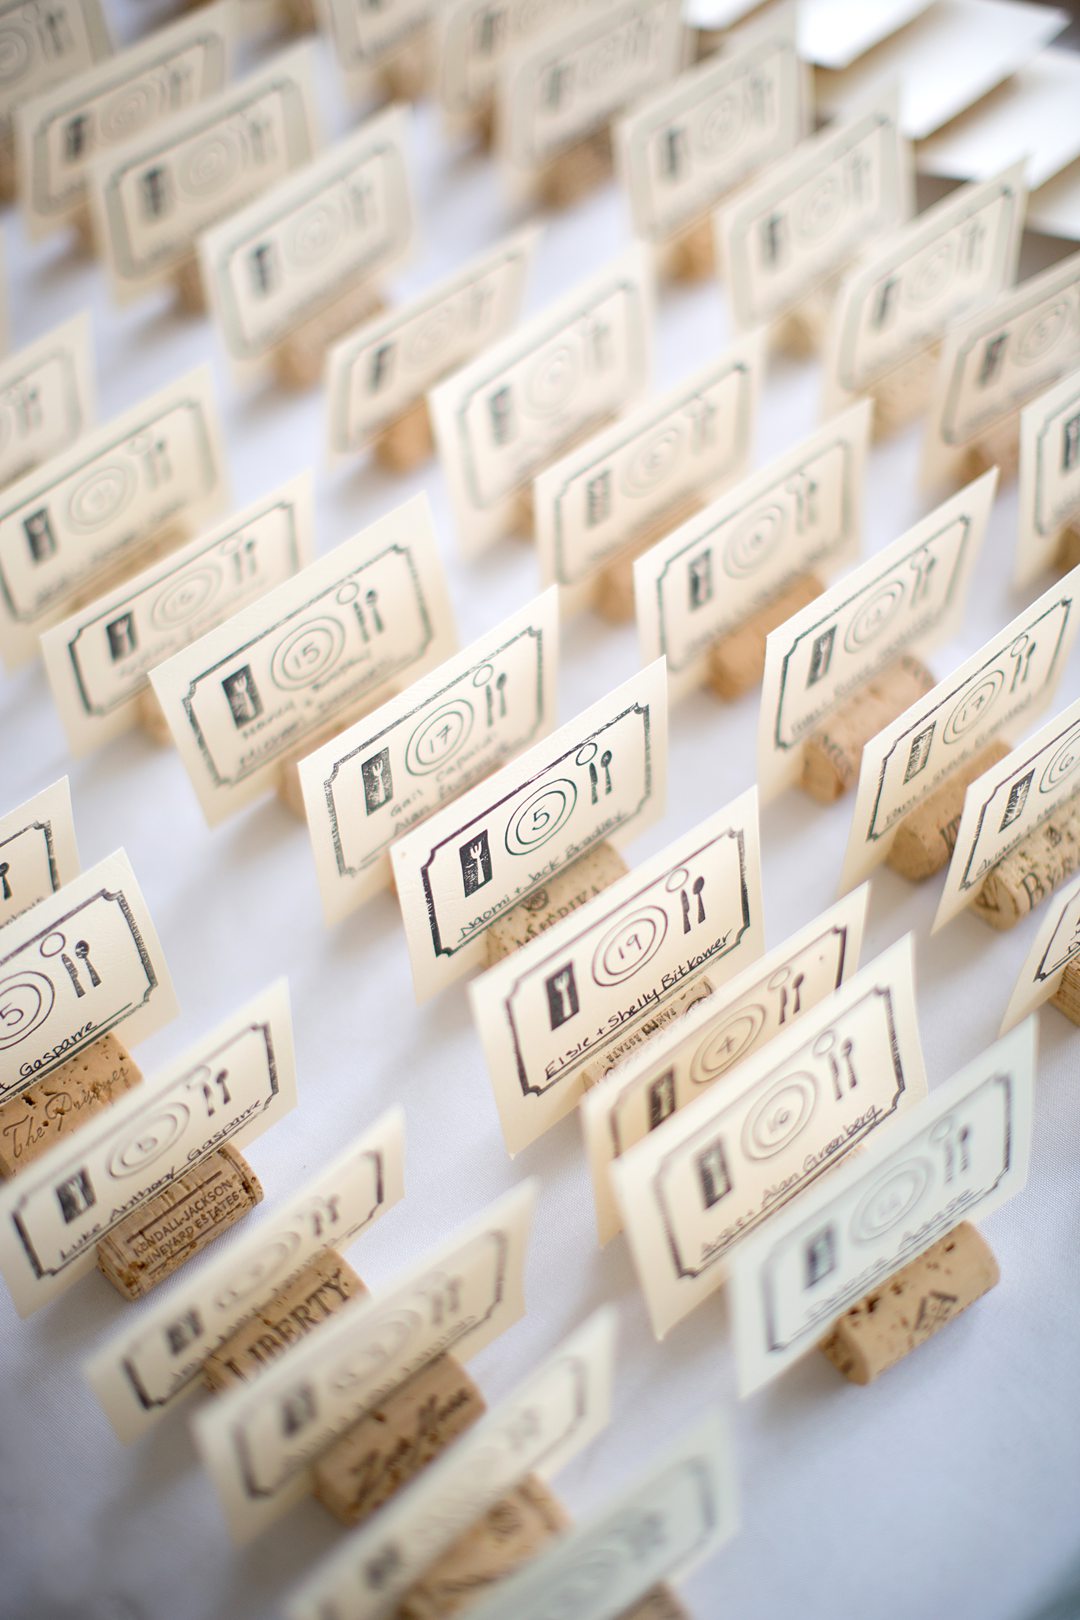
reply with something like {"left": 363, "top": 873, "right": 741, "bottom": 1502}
{"left": 613, "top": 935, "right": 926, "bottom": 1337}
{"left": 434, "top": 0, "right": 582, "bottom": 131}
{"left": 0, "top": 364, "right": 228, "bottom": 671}
{"left": 840, "top": 565, "right": 1080, "bottom": 894}
{"left": 471, "top": 791, "right": 763, "bottom": 1156}
{"left": 42, "top": 474, "right": 314, "bottom": 758}
{"left": 89, "top": 42, "right": 320, "bottom": 305}
{"left": 193, "top": 1179, "right": 536, "bottom": 1543}
{"left": 318, "top": 0, "right": 432, "bottom": 88}
{"left": 0, "top": 777, "right": 79, "bottom": 932}
{"left": 534, "top": 334, "right": 764, "bottom": 606}
{"left": 730, "top": 1018, "right": 1036, "bottom": 1395}
{"left": 797, "top": 0, "right": 935, "bottom": 70}
{"left": 636, "top": 399, "right": 871, "bottom": 701}
{"left": 922, "top": 247, "right": 1080, "bottom": 490}
{"left": 200, "top": 107, "right": 415, "bottom": 380}
{"left": 495, "top": 0, "right": 685, "bottom": 200}
{"left": 917, "top": 48, "right": 1080, "bottom": 193}
{"left": 615, "top": 5, "right": 807, "bottom": 249}
{"left": 0, "top": 0, "right": 110, "bottom": 152}
{"left": 465, "top": 1407, "right": 738, "bottom": 1620}
{"left": 757, "top": 468, "right": 996, "bottom": 801}
{"left": 935, "top": 695, "right": 1080, "bottom": 932}
{"left": 300, "top": 589, "right": 560, "bottom": 926}
{"left": 1001, "top": 872, "right": 1080, "bottom": 1032}
{"left": 583, "top": 886, "right": 869, "bottom": 1244}
{"left": 430, "top": 246, "right": 653, "bottom": 558}
{"left": 0, "top": 314, "right": 95, "bottom": 492}
{"left": 0, "top": 981, "right": 295, "bottom": 1318}
{"left": 823, "top": 164, "right": 1027, "bottom": 417}
{"left": 0, "top": 849, "right": 177, "bottom": 1110}
{"left": 717, "top": 95, "right": 913, "bottom": 334}
{"left": 16, "top": 3, "right": 233, "bottom": 242}
{"left": 325, "top": 227, "right": 539, "bottom": 461}
{"left": 86, "top": 1106, "right": 404, "bottom": 1443}
{"left": 392, "top": 659, "right": 668, "bottom": 1002}
{"left": 151, "top": 494, "right": 456, "bottom": 826}
{"left": 1017, "top": 367, "right": 1080, "bottom": 588}
{"left": 287, "top": 1308, "right": 615, "bottom": 1620}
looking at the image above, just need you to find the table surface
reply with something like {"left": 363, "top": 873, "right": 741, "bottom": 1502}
{"left": 2, "top": 9, "right": 1079, "bottom": 1620}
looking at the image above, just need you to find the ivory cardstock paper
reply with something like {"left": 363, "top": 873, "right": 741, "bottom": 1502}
{"left": 0, "top": 777, "right": 79, "bottom": 933}
{"left": 325, "top": 227, "right": 539, "bottom": 460}
{"left": 16, "top": 3, "right": 233, "bottom": 241}
{"left": 936, "top": 694, "right": 1080, "bottom": 931}
{"left": 288, "top": 1308, "right": 616, "bottom": 1620}
{"left": 718, "top": 96, "right": 913, "bottom": 333}
{"left": 731, "top": 1019, "right": 1036, "bottom": 1395}
{"left": 0, "top": 980, "right": 294, "bottom": 1318}
{"left": 86, "top": 1106, "right": 405, "bottom": 1443}
{"left": 922, "top": 247, "right": 1080, "bottom": 490}
{"left": 430, "top": 246, "right": 653, "bottom": 557}
{"left": 0, "top": 364, "right": 228, "bottom": 671}
{"left": 200, "top": 107, "right": 415, "bottom": 378}
{"left": 757, "top": 469, "right": 996, "bottom": 801}
{"left": 1000, "top": 871, "right": 1080, "bottom": 1032}
{"left": 0, "top": 313, "right": 95, "bottom": 493}
{"left": 797, "top": 0, "right": 935, "bottom": 71}
{"left": 471, "top": 791, "right": 763, "bottom": 1156}
{"left": 317, "top": 0, "right": 432, "bottom": 81}
{"left": 434, "top": 0, "right": 587, "bottom": 129}
{"left": 1017, "top": 366, "right": 1080, "bottom": 588}
{"left": 823, "top": 164, "right": 1026, "bottom": 414}
{"left": 917, "top": 47, "right": 1080, "bottom": 193}
{"left": 583, "top": 886, "right": 869, "bottom": 1244}
{"left": 0, "top": 0, "right": 110, "bottom": 147}
{"left": 616, "top": 5, "right": 807, "bottom": 246}
{"left": 613, "top": 935, "right": 926, "bottom": 1337}
{"left": 89, "top": 42, "right": 320, "bottom": 304}
{"left": 151, "top": 494, "right": 456, "bottom": 826}
{"left": 42, "top": 474, "right": 314, "bottom": 757}
{"left": 392, "top": 659, "right": 668, "bottom": 1002}
{"left": 0, "top": 849, "right": 177, "bottom": 1109}
{"left": 841, "top": 564, "right": 1080, "bottom": 893}
{"left": 635, "top": 399, "right": 871, "bottom": 700}
{"left": 300, "top": 589, "right": 560, "bottom": 926}
{"left": 192, "top": 1180, "right": 537, "bottom": 1543}
{"left": 534, "top": 333, "right": 764, "bottom": 599}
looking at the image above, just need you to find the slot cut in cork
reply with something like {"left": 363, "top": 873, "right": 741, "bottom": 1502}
{"left": 592, "top": 492, "right": 706, "bottom": 626}
{"left": 886, "top": 738, "right": 1012, "bottom": 883}
{"left": 971, "top": 791, "right": 1080, "bottom": 931}
{"left": 800, "top": 654, "right": 936, "bottom": 805}
{"left": 707, "top": 572, "right": 824, "bottom": 701}
{"left": 484, "top": 842, "right": 629, "bottom": 965}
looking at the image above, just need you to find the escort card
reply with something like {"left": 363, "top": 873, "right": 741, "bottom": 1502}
{"left": 430, "top": 246, "right": 653, "bottom": 557}
{"left": 200, "top": 107, "right": 415, "bottom": 379}
{"left": 822, "top": 163, "right": 1026, "bottom": 415}
{"left": 730, "top": 1019, "right": 1036, "bottom": 1395}
{"left": 325, "top": 227, "right": 539, "bottom": 461}
{"left": 718, "top": 95, "right": 913, "bottom": 333}
{"left": 1017, "top": 366, "right": 1080, "bottom": 587}
{"left": 0, "top": 849, "right": 177, "bottom": 1109}
{"left": 0, "top": 314, "right": 95, "bottom": 492}
{"left": 1001, "top": 872, "right": 1080, "bottom": 1032}
{"left": 583, "top": 886, "right": 869, "bottom": 1244}
{"left": 86, "top": 1106, "right": 405, "bottom": 1443}
{"left": 471, "top": 791, "right": 763, "bottom": 1155}
{"left": 757, "top": 468, "right": 996, "bottom": 801}
{"left": 151, "top": 494, "right": 456, "bottom": 826}
{"left": 922, "top": 246, "right": 1080, "bottom": 490}
{"left": 300, "top": 589, "right": 560, "bottom": 925}
{"left": 16, "top": 3, "right": 233, "bottom": 241}
{"left": 318, "top": 0, "right": 432, "bottom": 84}
{"left": 0, "top": 364, "right": 228, "bottom": 671}
{"left": 392, "top": 659, "right": 668, "bottom": 1002}
{"left": 936, "top": 694, "right": 1080, "bottom": 931}
{"left": 841, "top": 565, "right": 1080, "bottom": 893}
{"left": 0, "top": 980, "right": 293, "bottom": 1317}
{"left": 534, "top": 334, "right": 764, "bottom": 601}
{"left": 616, "top": 5, "right": 807, "bottom": 247}
{"left": 89, "top": 42, "right": 320, "bottom": 304}
{"left": 0, "top": 777, "right": 79, "bottom": 932}
{"left": 434, "top": 0, "right": 583, "bottom": 131}
{"left": 287, "top": 1308, "right": 615, "bottom": 1620}
{"left": 613, "top": 935, "right": 926, "bottom": 1337}
{"left": 635, "top": 399, "right": 871, "bottom": 701}
{"left": 192, "top": 1179, "right": 536, "bottom": 1543}
{"left": 0, "top": 0, "right": 110, "bottom": 149}
{"left": 42, "top": 474, "right": 314, "bottom": 757}
{"left": 496, "top": 0, "right": 685, "bottom": 198}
